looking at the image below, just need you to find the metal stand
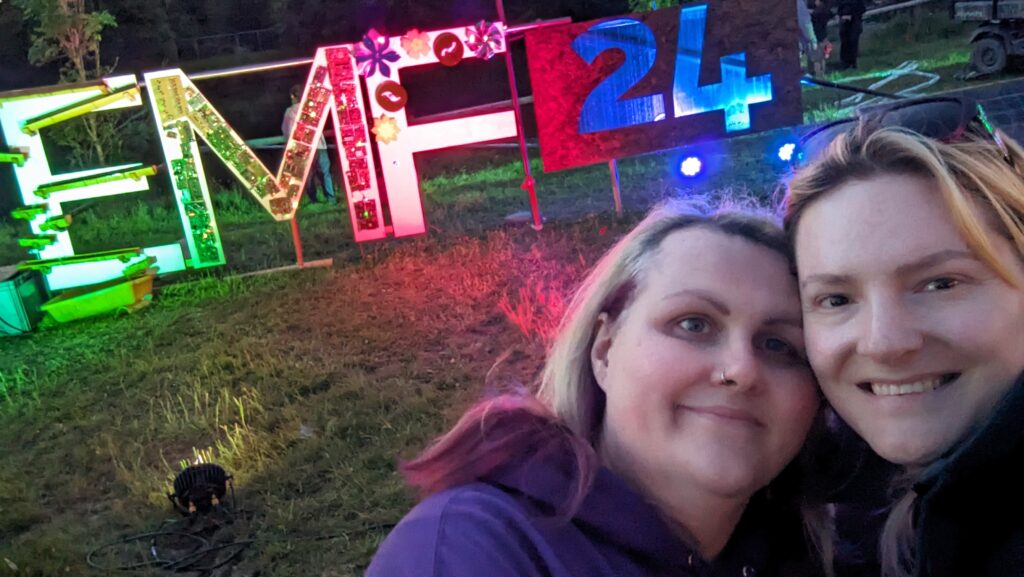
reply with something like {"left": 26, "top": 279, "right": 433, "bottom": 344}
{"left": 801, "top": 75, "right": 904, "bottom": 100}
{"left": 290, "top": 214, "right": 305, "bottom": 267}
{"left": 497, "top": 0, "right": 543, "bottom": 231}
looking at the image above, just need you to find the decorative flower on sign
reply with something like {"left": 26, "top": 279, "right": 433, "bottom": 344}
{"left": 400, "top": 29, "right": 431, "bottom": 59}
{"left": 372, "top": 115, "right": 401, "bottom": 144}
{"left": 355, "top": 29, "right": 400, "bottom": 78}
{"left": 464, "top": 20, "right": 503, "bottom": 60}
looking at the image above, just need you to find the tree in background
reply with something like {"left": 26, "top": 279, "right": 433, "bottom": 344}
{"left": 625, "top": 0, "right": 676, "bottom": 13}
{"left": 106, "top": 0, "right": 178, "bottom": 66}
{"left": 13, "top": 0, "right": 148, "bottom": 170}
{"left": 15, "top": 0, "right": 115, "bottom": 84}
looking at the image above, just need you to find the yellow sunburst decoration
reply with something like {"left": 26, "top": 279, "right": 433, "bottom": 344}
{"left": 372, "top": 114, "right": 400, "bottom": 144}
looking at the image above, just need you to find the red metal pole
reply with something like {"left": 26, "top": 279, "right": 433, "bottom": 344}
{"left": 496, "top": 0, "right": 543, "bottom": 231}
{"left": 290, "top": 214, "right": 305, "bottom": 267}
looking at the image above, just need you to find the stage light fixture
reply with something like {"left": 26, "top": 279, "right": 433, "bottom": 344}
{"left": 168, "top": 463, "right": 233, "bottom": 516}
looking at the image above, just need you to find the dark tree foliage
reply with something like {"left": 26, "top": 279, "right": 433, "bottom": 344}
{"left": 5, "top": 0, "right": 629, "bottom": 77}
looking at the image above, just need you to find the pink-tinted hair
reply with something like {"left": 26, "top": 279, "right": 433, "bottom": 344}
{"left": 401, "top": 394, "right": 598, "bottom": 515}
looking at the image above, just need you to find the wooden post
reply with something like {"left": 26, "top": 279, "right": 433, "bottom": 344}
{"left": 609, "top": 159, "right": 623, "bottom": 217}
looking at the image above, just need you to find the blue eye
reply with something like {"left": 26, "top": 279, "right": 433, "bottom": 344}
{"left": 759, "top": 336, "right": 807, "bottom": 364}
{"left": 679, "top": 317, "right": 711, "bottom": 334}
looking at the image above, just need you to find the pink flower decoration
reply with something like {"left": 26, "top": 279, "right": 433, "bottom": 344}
{"left": 400, "top": 29, "right": 431, "bottom": 59}
{"left": 464, "top": 20, "right": 503, "bottom": 60}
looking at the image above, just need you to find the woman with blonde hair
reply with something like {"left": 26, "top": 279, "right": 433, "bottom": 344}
{"left": 785, "top": 96, "right": 1024, "bottom": 577}
{"left": 367, "top": 200, "right": 822, "bottom": 577}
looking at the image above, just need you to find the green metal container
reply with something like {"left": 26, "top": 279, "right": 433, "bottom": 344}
{"left": 0, "top": 268, "right": 46, "bottom": 336}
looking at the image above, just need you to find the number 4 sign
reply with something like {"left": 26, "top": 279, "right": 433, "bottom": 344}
{"left": 525, "top": 0, "right": 803, "bottom": 172}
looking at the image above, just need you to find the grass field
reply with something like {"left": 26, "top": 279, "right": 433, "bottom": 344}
{"left": 0, "top": 214, "right": 629, "bottom": 576}
{"left": 0, "top": 6, "right": 1018, "bottom": 575}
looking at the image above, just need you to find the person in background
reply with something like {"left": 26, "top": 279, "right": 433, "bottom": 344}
{"left": 282, "top": 84, "right": 337, "bottom": 205}
{"left": 798, "top": 0, "right": 822, "bottom": 75}
{"left": 366, "top": 199, "right": 825, "bottom": 577}
{"left": 811, "top": 0, "right": 832, "bottom": 44}
{"left": 786, "top": 96, "right": 1024, "bottom": 577}
{"left": 836, "top": 0, "right": 866, "bottom": 70}
{"left": 810, "top": 0, "right": 834, "bottom": 75}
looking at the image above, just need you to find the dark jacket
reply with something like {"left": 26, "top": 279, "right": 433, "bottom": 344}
{"left": 811, "top": 1, "right": 833, "bottom": 42}
{"left": 836, "top": 0, "right": 866, "bottom": 17}
{"left": 832, "top": 373, "right": 1024, "bottom": 577}
{"left": 366, "top": 449, "right": 813, "bottom": 577}
{"left": 911, "top": 373, "right": 1024, "bottom": 577}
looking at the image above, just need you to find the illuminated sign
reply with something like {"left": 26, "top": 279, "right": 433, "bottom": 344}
{"left": 2, "top": 7, "right": 802, "bottom": 292}
{"left": 358, "top": 23, "right": 516, "bottom": 238}
{"left": 145, "top": 23, "right": 515, "bottom": 243}
{"left": 1, "top": 23, "right": 517, "bottom": 290}
{"left": 0, "top": 78, "right": 189, "bottom": 291}
{"left": 525, "top": 0, "right": 802, "bottom": 171}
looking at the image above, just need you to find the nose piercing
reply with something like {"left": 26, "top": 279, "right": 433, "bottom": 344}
{"left": 717, "top": 370, "right": 729, "bottom": 385}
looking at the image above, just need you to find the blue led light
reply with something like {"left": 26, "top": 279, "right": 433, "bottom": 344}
{"left": 680, "top": 156, "right": 703, "bottom": 177}
{"left": 778, "top": 142, "right": 797, "bottom": 162}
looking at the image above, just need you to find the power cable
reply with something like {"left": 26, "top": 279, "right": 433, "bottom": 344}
{"left": 85, "top": 507, "right": 395, "bottom": 573}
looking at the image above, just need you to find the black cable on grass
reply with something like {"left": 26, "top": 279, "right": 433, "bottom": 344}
{"left": 87, "top": 465, "right": 397, "bottom": 572}
{"left": 86, "top": 531, "right": 208, "bottom": 572}
{"left": 85, "top": 510, "right": 244, "bottom": 573}
{"left": 163, "top": 540, "right": 254, "bottom": 573}
{"left": 85, "top": 514, "right": 396, "bottom": 573}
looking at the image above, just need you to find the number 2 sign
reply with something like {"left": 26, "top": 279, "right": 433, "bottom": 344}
{"left": 525, "top": 0, "right": 803, "bottom": 172}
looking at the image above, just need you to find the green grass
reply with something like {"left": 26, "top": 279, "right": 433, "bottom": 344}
{"left": 0, "top": 219, "right": 624, "bottom": 576}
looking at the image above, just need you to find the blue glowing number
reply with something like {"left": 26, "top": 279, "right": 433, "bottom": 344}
{"left": 673, "top": 4, "right": 772, "bottom": 132}
{"left": 572, "top": 19, "right": 665, "bottom": 134}
{"left": 574, "top": 5, "right": 774, "bottom": 134}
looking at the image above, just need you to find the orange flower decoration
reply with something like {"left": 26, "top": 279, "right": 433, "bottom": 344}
{"left": 372, "top": 115, "right": 401, "bottom": 144}
{"left": 400, "top": 29, "right": 431, "bottom": 59}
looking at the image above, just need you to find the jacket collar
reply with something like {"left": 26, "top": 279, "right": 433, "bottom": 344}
{"left": 486, "top": 448, "right": 799, "bottom": 577}
{"left": 915, "top": 371, "right": 1024, "bottom": 498}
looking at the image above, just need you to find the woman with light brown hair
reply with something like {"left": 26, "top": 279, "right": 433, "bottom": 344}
{"left": 366, "top": 199, "right": 823, "bottom": 577}
{"left": 785, "top": 96, "right": 1024, "bottom": 577}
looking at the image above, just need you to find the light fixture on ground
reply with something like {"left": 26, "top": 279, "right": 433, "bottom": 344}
{"left": 168, "top": 463, "right": 233, "bottom": 516}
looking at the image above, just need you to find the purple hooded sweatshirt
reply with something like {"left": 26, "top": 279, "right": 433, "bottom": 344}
{"left": 366, "top": 450, "right": 812, "bottom": 577}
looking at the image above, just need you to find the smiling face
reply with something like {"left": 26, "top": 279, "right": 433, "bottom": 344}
{"left": 795, "top": 174, "right": 1024, "bottom": 466}
{"left": 592, "top": 227, "right": 819, "bottom": 501}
